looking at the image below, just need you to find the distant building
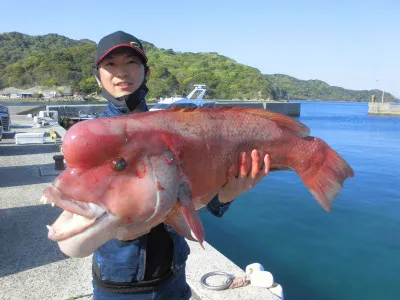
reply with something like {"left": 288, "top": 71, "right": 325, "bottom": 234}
{"left": 9, "top": 93, "right": 33, "bottom": 98}
{"left": 42, "top": 91, "right": 57, "bottom": 98}
{"left": 0, "top": 86, "right": 72, "bottom": 98}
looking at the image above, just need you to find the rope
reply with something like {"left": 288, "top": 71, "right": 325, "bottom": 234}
{"left": 228, "top": 274, "right": 250, "bottom": 289}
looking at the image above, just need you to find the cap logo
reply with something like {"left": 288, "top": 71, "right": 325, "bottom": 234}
{"left": 130, "top": 41, "right": 140, "bottom": 48}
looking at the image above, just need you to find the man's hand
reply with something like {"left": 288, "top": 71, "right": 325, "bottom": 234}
{"left": 217, "top": 149, "right": 270, "bottom": 204}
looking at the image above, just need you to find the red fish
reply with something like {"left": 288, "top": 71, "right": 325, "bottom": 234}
{"left": 41, "top": 107, "right": 354, "bottom": 257}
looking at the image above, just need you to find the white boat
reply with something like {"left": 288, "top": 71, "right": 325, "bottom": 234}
{"left": 159, "top": 96, "right": 185, "bottom": 102}
{"left": 150, "top": 85, "right": 215, "bottom": 111}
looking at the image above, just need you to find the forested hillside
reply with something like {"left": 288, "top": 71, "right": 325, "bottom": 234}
{"left": 267, "top": 74, "right": 396, "bottom": 102}
{"left": 0, "top": 32, "right": 397, "bottom": 102}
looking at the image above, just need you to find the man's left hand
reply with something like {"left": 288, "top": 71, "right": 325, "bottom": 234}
{"left": 217, "top": 149, "right": 271, "bottom": 204}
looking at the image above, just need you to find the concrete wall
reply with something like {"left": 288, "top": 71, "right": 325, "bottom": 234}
{"left": 368, "top": 102, "right": 400, "bottom": 116}
{"left": 47, "top": 104, "right": 106, "bottom": 118}
{"left": 215, "top": 102, "right": 264, "bottom": 109}
{"left": 7, "top": 105, "right": 47, "bottom": 115}
{"left": 47, "top": 102, "right": 301, "bottom": 117}
{"left": 215, "top": 101, "right": 300, "bottom": 116}
{"left": 264, "top": 102, "right": 301, "bottom": 116}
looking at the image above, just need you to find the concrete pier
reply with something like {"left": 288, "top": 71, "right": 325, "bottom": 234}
{"left": 7, "top": 100, "right": 301, "bottom": 119}
{"left": 0, "top": 115, "right": 281, "bottom": 300}
{"left": 368, "top": 102, "right": 400, "bottom": 116}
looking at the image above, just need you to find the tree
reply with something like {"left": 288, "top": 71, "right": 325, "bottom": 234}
{"left": 46, "top": 78, "right": 57, "bottom": 87}
{"left": 78, "top": 77, "right": 98, "bottom": 93}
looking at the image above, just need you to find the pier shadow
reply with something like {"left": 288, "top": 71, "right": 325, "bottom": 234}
{"left": 0, "top": 132, "right": 16, "bottom": 139}
{"left": 0, "top": 163, "right": 60, "bottom": 188}
{"left": 0, "top": 204, "right": 67, "bottom": 277}
{"left": 11, "top": 125, "right": 33, "bottom": 129}
{"left": 0, "top": 143, "right": 58, "bottom": 156}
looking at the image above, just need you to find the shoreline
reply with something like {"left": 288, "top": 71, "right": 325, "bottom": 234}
{"left": 2, "top": 98, "right": 396, "bottom": 105}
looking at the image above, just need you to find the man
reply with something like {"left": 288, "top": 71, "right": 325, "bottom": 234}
{"left": 92, "top": 30, "right": 270, "bottom": 299}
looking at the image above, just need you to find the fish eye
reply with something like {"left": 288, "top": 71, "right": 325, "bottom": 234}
{"left": 111, "top": 158, "right": 127, "bottom": 171}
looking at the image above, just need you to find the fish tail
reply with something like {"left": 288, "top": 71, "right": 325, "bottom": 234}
{"left": 298, "top": 138, "right": 354, "bottom": 211}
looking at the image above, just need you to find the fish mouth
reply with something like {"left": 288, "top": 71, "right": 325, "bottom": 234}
{"left": 41, "top": 186, "right": 108, "bottom": 242}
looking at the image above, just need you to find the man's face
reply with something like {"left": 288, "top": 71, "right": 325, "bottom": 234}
{"left": 97, "top": 48, "right": 146, "bottom": 98}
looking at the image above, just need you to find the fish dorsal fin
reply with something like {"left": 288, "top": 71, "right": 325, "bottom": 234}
{"left": 163, "top": 106, "right": 310, "bottom": 137}
{"left": 166, "top": 106, "right": 199, "bottom": 112}
{"left": 230, "top": 106, "right": 310, "bottom": 137}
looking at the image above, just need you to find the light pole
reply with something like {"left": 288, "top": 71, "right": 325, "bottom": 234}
{"left": 376, "top": 79, "right": 384, "bottom": 103}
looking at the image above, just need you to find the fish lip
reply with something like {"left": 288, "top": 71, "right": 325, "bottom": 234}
{"left": 54, "top": 212, "right": 122, "bottom": 258}
{"left": 47, "top": 210, "right": 108, "bottom": 242}
{"left": 42, "top": 186, "right": 111, "bottom": 242}
{"left": 41, "top": 186, "right": 107, "bottom": 219}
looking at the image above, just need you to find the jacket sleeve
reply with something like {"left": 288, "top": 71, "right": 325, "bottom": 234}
{"left": 204, "top": 195, "right": 233, "bottom": 217}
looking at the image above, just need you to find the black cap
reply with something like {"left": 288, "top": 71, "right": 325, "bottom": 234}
{"left": 95, "top": 31, "right": 148, "bottom": 65}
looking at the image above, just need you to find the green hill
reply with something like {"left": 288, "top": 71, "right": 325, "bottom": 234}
{"left": 0, "top": 32, "right": 92, "bottom": 68}
{"left": 0, "top": 32, "right": 397, "bottom": 102}
{"left": 266, "top": 74, "right": 396, "bottom": 102}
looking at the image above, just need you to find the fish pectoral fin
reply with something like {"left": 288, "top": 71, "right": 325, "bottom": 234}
{"left": 165, "top": 213, "right": 198, "bottom": 242}
{"left": 180, "top": 201, "right": 205, "bottom": 248}
{"left": 170, "top": 182, "right": 205, "bottom": 247}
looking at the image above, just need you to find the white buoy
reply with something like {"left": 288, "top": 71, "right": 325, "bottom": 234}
{"left": 245, "top": 263, "right": 265, "bottom": 275}
{"left": 269, "top": 282, "right": 284, "bottom": 299}
{"left": 250, "top": 270, "right": 274, "bottom": 288}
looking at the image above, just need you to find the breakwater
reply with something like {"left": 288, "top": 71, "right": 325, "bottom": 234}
{"left": 368, "top": 102, "right": 400, "bottom": 116}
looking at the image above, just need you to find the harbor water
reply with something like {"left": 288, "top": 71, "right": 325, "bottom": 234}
{"left": 200, "top": 102, "right": 400, "bottom": 300}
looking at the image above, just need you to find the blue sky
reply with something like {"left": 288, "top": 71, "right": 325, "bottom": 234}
{"left": 1, "top": 0, "right": 399, "bottom": 97}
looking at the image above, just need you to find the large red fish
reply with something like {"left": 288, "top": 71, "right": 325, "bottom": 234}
{"left": 41, "top": 107, "right": 354, "bottom": 257}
